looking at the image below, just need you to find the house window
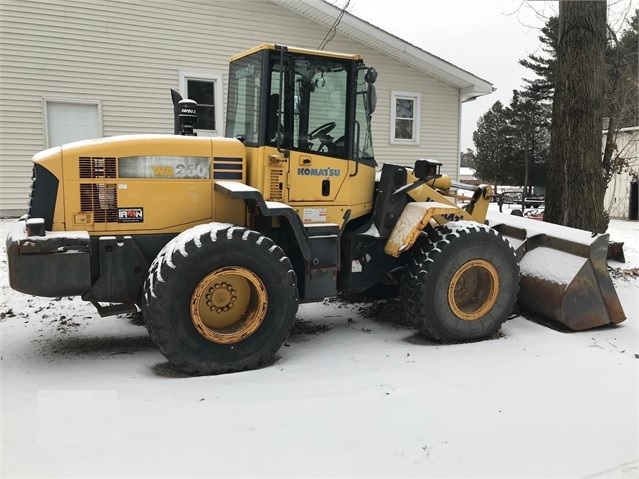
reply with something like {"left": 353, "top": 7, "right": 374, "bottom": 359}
{"left": 179, "top": 72, "right": 223, "bottom": 136}
{"left": 391, "top": 91, "right": 420, "bottom": 145}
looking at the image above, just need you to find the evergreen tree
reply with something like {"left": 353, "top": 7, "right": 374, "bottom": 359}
{"left": 519, "top": 7, "right": 638, "bottom": 187}
{"left": 507, "top": 90, "right": 550, "bottom": 192}
{"left": 472, "top": 3, "right": 635, "bottom": 214}
{"left": 459, "top": 149, "right": 477, "bottom": 168}
{"left": 472, "top": 93, "right": 549, "bottom": 192}
{"left": 519, "top": 16, "right": 559, "bottom": 102}
{"left": 473, "top": 101, "right": 512, "bottom": 188}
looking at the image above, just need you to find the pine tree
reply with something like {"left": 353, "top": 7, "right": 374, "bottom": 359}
{"left": 507, "top": 91, "right": 551, "bottom": 192}
{"left": 473, "top": 101, "right": 512, "bottom": 188}
{"left": 519, "top": 16, "right": 559, "bottom": 103}
{"left": 459, "top": 149, "right": 477, "bottom": 168}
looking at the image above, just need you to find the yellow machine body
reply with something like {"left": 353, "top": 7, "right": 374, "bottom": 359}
{"left": 244, "top": 145, "right": 376, "bottom": 227}
{"left": 35, "top": 135, "right": 246, "bottom": 235}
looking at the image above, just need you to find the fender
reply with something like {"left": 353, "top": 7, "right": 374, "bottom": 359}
{"left": 213, "top": 180, "right": 311, "bottom": 259}
{"left": 384, "top": 202, "right": 461, "bottom": 257}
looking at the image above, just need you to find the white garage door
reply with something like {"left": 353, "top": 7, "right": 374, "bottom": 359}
{"left": 46, "top": 101, "right": 100, "bottom": 147}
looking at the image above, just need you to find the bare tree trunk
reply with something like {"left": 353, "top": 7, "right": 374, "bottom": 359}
{"left": 544, "top": 1, "right": 608, "bottom": 233}
{"left": 602, "top": 114, "right": 618, "bottom": 183}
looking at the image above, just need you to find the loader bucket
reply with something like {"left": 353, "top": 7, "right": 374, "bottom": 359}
{"left": 486, "top": 211, "right": 626, "bottom": 331}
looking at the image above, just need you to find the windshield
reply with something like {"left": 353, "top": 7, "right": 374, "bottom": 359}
{"left": 294, "top": 57, "right": 347, "bottom": 156}
{"left": 226, "top": 53, "right": 262, "bottom": 145}
{"left": 266, "top": 53, "right": 350, "bottom": 158}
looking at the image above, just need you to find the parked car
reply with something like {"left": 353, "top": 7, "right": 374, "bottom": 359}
{"left": 501, "top": 192, "right": 522, "bottom": 204}
{"left": 524, "top": 196, "right": 545, "bottom": 208}
{"left": 495, "top": 189, "right": 545, "bottom": 208}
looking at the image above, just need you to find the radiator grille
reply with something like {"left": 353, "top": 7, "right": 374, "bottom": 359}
{"left": 80, "top": 183, "right": 118, "bottom": 222}
{"left": 79, "top": 157, "right": 117, "bottom": 178}
{"left": 212, "top": 156, "right": 243, "bottom": 180}
{"left": 269, "top": 169, "right": 283, "bottom": 200}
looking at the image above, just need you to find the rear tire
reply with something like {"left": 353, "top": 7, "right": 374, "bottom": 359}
{"left": 401, "top": 221, "right": 519, "bottom": 342}
{"left": 142, "top": 224, "right": 298, "bottom": 375}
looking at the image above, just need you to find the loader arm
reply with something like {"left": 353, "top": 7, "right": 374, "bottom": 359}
{"left": 405, "top": 171, "right": 493, "bottom": 224}
{"left": 384, "top": 167, "right": 493, "bottom": 257}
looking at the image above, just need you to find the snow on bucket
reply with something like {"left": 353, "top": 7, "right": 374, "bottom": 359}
{"left": 486, "top": 211, "right": 626, "bottom": 331}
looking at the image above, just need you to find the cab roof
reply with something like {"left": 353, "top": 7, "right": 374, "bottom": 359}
{"left": 230, "top": 43, "right": 364, "bottom": 62}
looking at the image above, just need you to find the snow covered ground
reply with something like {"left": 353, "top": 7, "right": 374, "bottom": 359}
{"left": 1, "top": 209, "right": 637, "bottom": 478}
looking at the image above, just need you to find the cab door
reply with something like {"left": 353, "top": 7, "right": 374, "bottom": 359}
{"left": 285, "top": 61, "right": 351, "bottom": 204}
{"left": 287, "top": 151, "right": 350, "bottom": 203}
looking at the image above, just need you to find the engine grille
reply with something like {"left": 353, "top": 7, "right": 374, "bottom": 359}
{"left": 80, "top": 183, "right": 118, "bottom": 222}
{"left": 79, "top": 157, "right": 116, "bottom": 179}
{"left": 269, "top": 169, "right": 283, "bottom": 200}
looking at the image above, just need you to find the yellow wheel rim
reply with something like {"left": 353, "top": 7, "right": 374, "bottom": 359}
{"left": 448, "top": 259, "right": 500, "bottom": 321}
{"left": 190, "top": 266, "right": 267, "bottom": 344}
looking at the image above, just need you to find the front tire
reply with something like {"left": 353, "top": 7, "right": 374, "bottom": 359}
{"left": 401, "top": 221, "right": 519, "bottom": 342}
{"left": 142, "top": 224, "right": 298, "bottom": 375}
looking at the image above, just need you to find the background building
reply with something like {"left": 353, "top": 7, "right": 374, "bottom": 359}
{"left": 0, "top": 0, "right": 492, "bottom": 216}
{"left": 604, "top": 126, "right": 639, "bottom": 220}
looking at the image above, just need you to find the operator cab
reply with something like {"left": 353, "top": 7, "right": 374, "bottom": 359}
{"left": 226, "top": 44, "right": 376, "bottom": 166}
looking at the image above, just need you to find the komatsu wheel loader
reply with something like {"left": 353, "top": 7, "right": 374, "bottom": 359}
{"left": 6, "top": 44, "right": 625, "bottom": 375}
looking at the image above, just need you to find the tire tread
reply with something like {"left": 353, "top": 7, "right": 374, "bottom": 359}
{"left": 143, "top": 223, "right": 298, "bottom": 375}
{"left": 400, "top": 221, "right": 519, "bottom": 342}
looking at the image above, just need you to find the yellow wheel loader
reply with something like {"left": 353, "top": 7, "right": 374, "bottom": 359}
{"left": 6, "top": 44, "right": 625, "bottom": 375}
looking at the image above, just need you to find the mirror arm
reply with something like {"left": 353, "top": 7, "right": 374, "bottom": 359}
{"left": 349, "top": 120, "right": 360, "bottom": 177}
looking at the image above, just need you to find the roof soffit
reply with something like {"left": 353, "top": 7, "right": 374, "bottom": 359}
{"left": 268, "top": 0, "right": 494, "bottom": 100}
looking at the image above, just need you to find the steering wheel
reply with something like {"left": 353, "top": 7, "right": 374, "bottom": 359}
{"left": 309, "top": 121, "right": 336, "bottom": 140}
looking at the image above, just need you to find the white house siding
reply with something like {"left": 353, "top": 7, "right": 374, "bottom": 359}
{"left": 0, "top": 0, "right": 463, "bottom": 215}
{"left": 604, "top": 127, "right": 639, "bottom": 220}
{"left": 363, "top": 53, "right": 461, "bottom": 177}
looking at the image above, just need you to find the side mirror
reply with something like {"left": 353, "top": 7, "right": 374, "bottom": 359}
{"left": 365, "top": 67, "right": 378, "bottom": 84}
{"left": 367, "top": 83, "right": 377, "bottom": 116}
{"left": 365, "top": 67, "right": 378, "bottom": 116}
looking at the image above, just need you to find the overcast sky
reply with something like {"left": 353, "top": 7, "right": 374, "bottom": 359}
{"left": 332, "top": 0, "right": 636, "bottom": 153}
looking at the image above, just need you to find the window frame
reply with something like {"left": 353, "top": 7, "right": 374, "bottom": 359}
{"left": 390, "top": 91, "right": 421, "bottom": 145}
{"left": 179, "top": 71, "right": 224, "bottom": 137}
